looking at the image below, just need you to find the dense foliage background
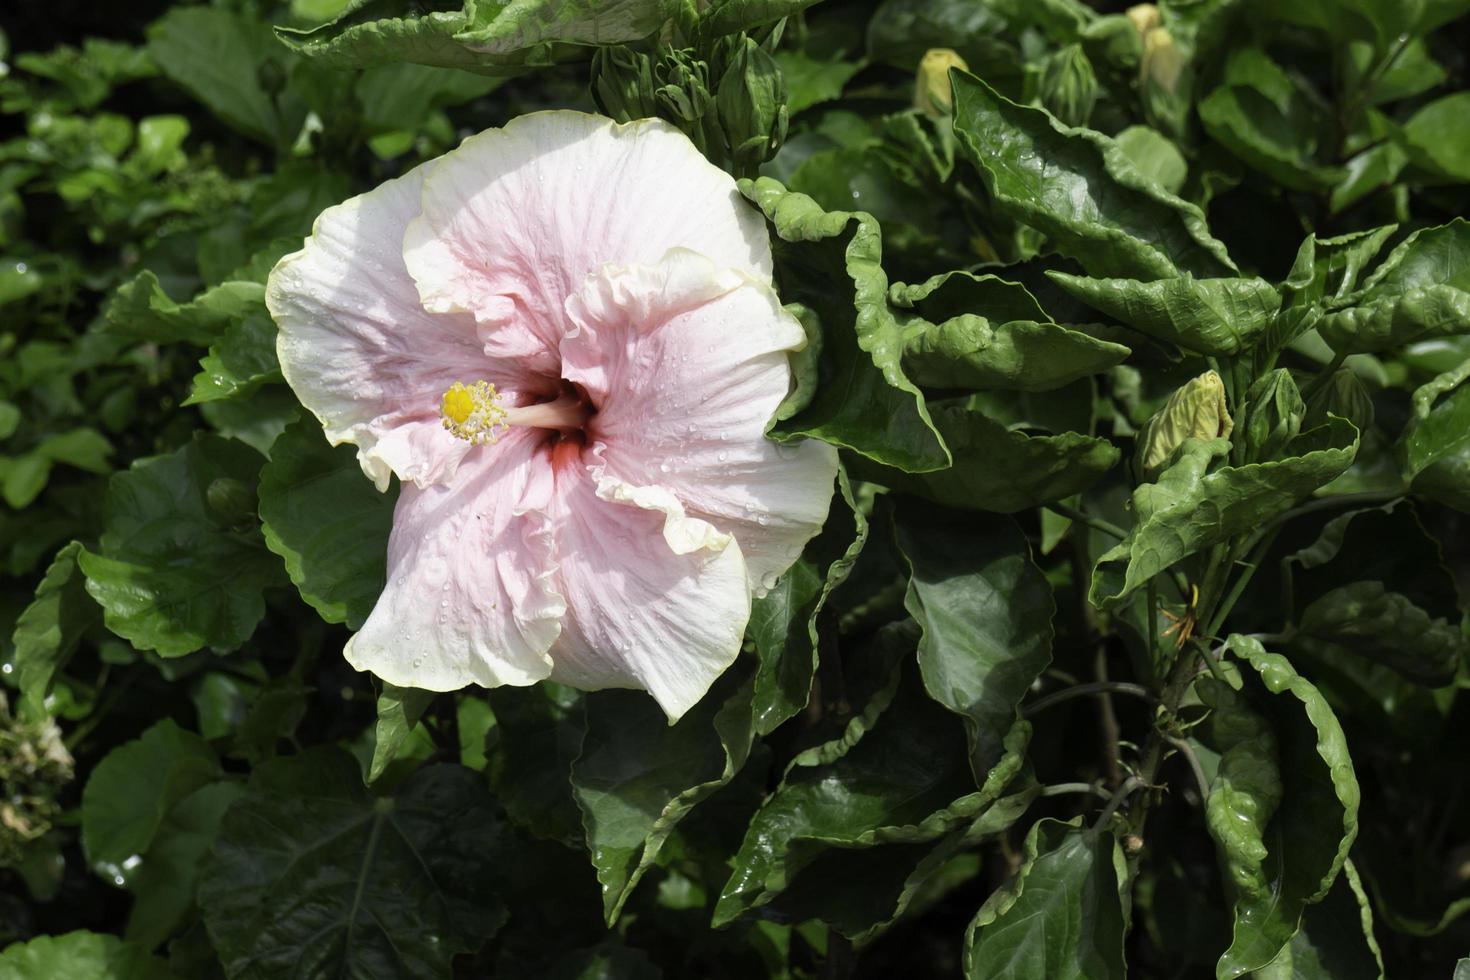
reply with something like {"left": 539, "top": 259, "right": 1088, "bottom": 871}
{"left": 2, "top": 0, "right": 1470, "bottom": 977}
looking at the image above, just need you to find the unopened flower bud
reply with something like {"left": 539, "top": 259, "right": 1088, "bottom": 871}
{"left": 206, "top": 477, "right": 256, "bottom": 525}
{"left": 1142, "top": 27, "right": 1184, "bottom": 94}
{"left": 1243, "top": 369, "right": 1304, "bottom": 462}
{"left": 915, "top": 49, "right": 969, "bottom": 118}
{"left": 1136, "top": 371, "right": 1234, "bottom": 478}
{"left": 1038, "top": 44, "right": 1099, "bottom": 127}
{"left": 1126, "top": 4, "right": 1160, "bottom": 37}
{"left": 716, "top": 36, "right": 788, "bottom": 172}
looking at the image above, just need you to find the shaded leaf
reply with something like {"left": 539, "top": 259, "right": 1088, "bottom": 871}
{"left": 1048, "top": 273, "right": 1279, "bottom": 356}
{"left": 368, "top": 683, "right": 435, "bottom": 783}
{"left": 0, "top": 931, "right": 179, "bottom": 980}
{"left": 185, "top": 315, "right": 281, "bottom": 405}
{"left": 10, "top": 541, "right": 99, "bottom": 720}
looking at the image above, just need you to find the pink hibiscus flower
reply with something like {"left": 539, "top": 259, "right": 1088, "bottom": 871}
{"left": 266, "top": 111, "right": 838, "bottom": 720}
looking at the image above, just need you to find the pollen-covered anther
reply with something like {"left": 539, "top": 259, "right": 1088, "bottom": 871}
{"left": 440, "top": 380, "right": 507, "bottom": 444}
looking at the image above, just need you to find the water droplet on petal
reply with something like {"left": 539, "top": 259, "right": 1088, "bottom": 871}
{"left": 659, "top": 461, "right": 671, "bottom": 473}
{"left": 412, "top": 657, "right": 423, "bottom": 669}
{"left": 717, "top": 451, "right": 728, "bottom": 462}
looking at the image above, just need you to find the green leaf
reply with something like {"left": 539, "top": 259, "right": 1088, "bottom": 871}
{"left": 1263, "top": 859, "right": 1384, "bottom": 980}
{"left": 1113, "top": 125, "right": 1188, "bottom": 194}
{"left": 738, "top": 176, "right": 949, "bottom": 472}
{"left": 895, "top": 501, "right": 1053, "bottom": 780}
{"left": 1197, "top": 49, "right": 1343, "bottom": 192}
{"left": 147, "top": 7, "right": 298, "bottom": 145}
{"left": 185, "top": 314, "right": 281, "bottom": 405}
{"left": 1318, "top": 220, "right": 1470, "bottom": 354}
{"left": 0, "top": 931, "right": 179, "bottom": 980}
{"left": 1280, "top": 226, "right": 1397, "bottom": 313}
{"left": 698, "top": 0, "right": 825, "bottom": 38}
{"left": 1403, "top": 92, "right": 1470, "bottom": 181}
{"left": 1210, "top": 636, "right": 1361, "bottom": 979}
{"left": 714, "top": 664, "right": 1032, "bottom": 932}
{"left": 963, "top": 820, "right": 1127, "bottom": 980}
{"left": 105, "top": 272, "right": 265, "bottom": 347}
{"left": 369, "top": 683, "right": 436, "bottom": 783}
{"left": 950, "top": 70, "right": 1235, "bottom": 280}
{"left": 78, "top": 436, "right": 284, "bottom": 657}
{"left": 257, "top": 417, "right": 394, "bottom": 630}
{"left": 276, "top": 0, "right": 676, "bottom": 74}
{"left": 126, "top": 782, "right": 247, "bottom": 951}
{"left": 1048, "top": 273, "right": 1280, "bottom": 356}
{"left": 749, "top": 471, "right": 867, "bottom": 734}
{"left": 10, "top": 542, "right": 100, "bottom": 720}
{"left": 81, "top": 719, "right": 222, "bottom": 876}
{"left": 1298, "top": 582, "right": 1462, "bottom": 685}
{"left": 34, "top": 429, "right": 114, "bottom": 473}
{"left": 1090, "top": 421, "right": 1359, "bottom": 609}
{"left": 1, "top": 455, "right": 52, "bottom": 510}
{"left": 572, "top": 674, "right": 754, "bottom": 924}
{"left": 852, "top": 404, "right": 1119, "bottom": 514}
{"left": 1403, "top": 375, "right": 1470, "bottom": 511}
{"left": 899, "top": 311, "right": 1129, "bottom": 391}
{"left": 487, "top": 684, "right": 587, "bottom": 846}
{"left": 775, "top": 50, "right": 860, "bottom": 115}
{"left": 198, "top": 747, "right": 508, "bottom": 980}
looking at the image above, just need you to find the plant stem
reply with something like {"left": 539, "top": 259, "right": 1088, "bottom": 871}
{"left": 1021, "top": 681, "right": 1156, "bottom": 718}
{"left": 1044, "top": 502, "right": 1127, "bottom": 541}
{"left": 1204, "top": 525, "right": 1281, "bottom": 640}
{"left": 1302, "top": 350, "right": 1348, "bottom": 400}
{"left": 1041, "top": 782, "right": 1112, "bottom": 802}
{"left": 1094, "top": 647, "right": 1124, "bottom": 788}
{"left": 1266, "top": 488, "right": 1403, "bottom": 531}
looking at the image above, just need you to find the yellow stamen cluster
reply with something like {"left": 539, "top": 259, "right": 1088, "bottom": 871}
{"left": 440, "top": 380, "right": 506, "bottom": 445}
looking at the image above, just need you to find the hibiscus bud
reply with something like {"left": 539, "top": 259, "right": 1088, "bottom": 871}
{"left": 1126, "top": 3, "right": 1161, "bottom": 36}
{"left": 1243, "top": 369, "right": 1304, "bottom": 462}
{"left": 716, "top": 36, "right": 788, "bottom": 173}
{"left": 915, "top": 49, "right": 969, "bottom": 118}
{"left": 1136, "top": 371, "right": 1234, "bottom": 478}
{"left": 1037, "top": 44, "right": 1099, "bottom": 127}
{"left": 206, "top": 477, "right": 256, "bottom": 525}
{"left": 591, "top": 46, "right": 660, "bottom": 123}
{"left": 1141, "top": 27, "right": 1185, "bottom": 94}
{"left": 1305, "top": 368, "right": 1375, "bottom": 433}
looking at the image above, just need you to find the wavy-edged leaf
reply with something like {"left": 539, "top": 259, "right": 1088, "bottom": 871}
{"left": 714, "top": 662, "right": 1032, "bottom": 934}
{"left": 1403, "top": 374, "right": 1470, "bottom": 512}
{"left": 78, "top": 436, "right": 283, "bottom": 656}
{"left": 963, "top": 819, "right": 1127, "bottom": 980}
{"left": 1211, "top": 635, "right": 1361, "bottom": 979}
{"left": 258, "top": 417, "right": 394, "bottom": 630}
{"left": 900, "top": 311, "right": 1129, "bottom": 392}
{"left": 1048, "top": 273, "right": 1279, "bottom": 356}
{"left": 738, "top": 176, "right": 949, "bottom": 472}
{"left": 369, "top": 683, "right": 436, "bottom": 783}
{"left": 749, "top": 470, "right": 867, "bottom": 734}
{"left": 1263, "top": 859, "right": 1384, "bottom": 980}
{"left": 951, "top": 70, "right": 1235, "bottom": 280}
{"left": 185, "top": 314, "right": 281, "bottom": 405}
{"left": 104, "top": 272, "right": 264, "bottom": 347}
{"left": 572, "top": 673, "right": 754, "bottom": 924}
{"left": 1318, "top": 220, "right": 1470, "bottom": 354}
{"left": 10, "top": 541, "right": 100, "bottom": 721}
{"left": 1090, "top": 421, "right": 1358, "bottom": 609}
{"left": 895, "top": 500, "right": 1053, "bottom": 781}
{"left": 198, "top": 747, "right": 507, "bottom": 980}
{"left": 854, "top": 404, "right": 1119, "bottom": 514}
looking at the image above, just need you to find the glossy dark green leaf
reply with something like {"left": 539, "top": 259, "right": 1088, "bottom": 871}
{"left": 81, "top": 720, "right": 221, "bottom": 876}
{"left": 714, "top": 664, "right": 1031, "bottom": 932}
{"left": 0, "top": 931, "right": 180, "bottom": 980}
{"left": 1403, "top": 376, "right": 1470, "bottom": 512}
{"left": 1318, "top": 220, "right": 1470, "bottom": 354}
{"left": 1090, "top": 421, "right": 1359, "bottom": 609}
{"left": 900, "top": 311, "right": 1129, "bottom": 392}
{"left": 895, "top": 501, "right": 1053, "bottom": 780}
{"left": 257, "top": 417, "right": 394, "bottom": 630}
{"left": 1049, "top": 272, "right": 1279, "bottom": 356}
{"left": 749, "top": 472, "right": 867, "bottom": 734}
{"left": 1211, "top": 636, "right": 1361, "bottom": 979}
{"left": 9, "top": 541, "right": 99, "bottom": 720}
{"left": 738, "top": 176, "right": 949, "bottom": 472}
{"left": 147, "top": 7, "right": 298, "bottom": 145}
{"left": 368, "top": 683, "right": 435, "bottom": 783}
{"left": 775, "top": 50, "right": 860, "bottom": 115}
{"left": 1113, "top": 125, "right": 1187, "bottom": 194}
{"left": 126, "top": 781, "right": 246, "bottom": 951}
{"left": 198, "top": 747, "right": 507, "bottom": 980}
{"left": 78, "top": 436, "right": 283, "bottom": 656}
{"left": 963, "top": 820, "right": 1127, "bottom": 980}
{"left": 185, "top": 315, "right": 281, "bottom": 405}
{"left": 1298, "top": 582, "right": 1461, "bottom": 685}
{"left": 572, "top": 675, "right": 753, "bottom": 924}
{"left": 852, "top": 404, "right": 1119, "bottom": 514}
{"left": 486, "top": 684, "right": 587, "bottom": 847}
{"left": 951, "top": 71, "right": 1235, "bottom": 280}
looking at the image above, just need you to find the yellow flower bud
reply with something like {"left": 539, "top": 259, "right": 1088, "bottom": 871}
{"left": 1126, "top": 3, "right": 1161, "bottom": 37}
{"left": 1142, "top": 27, "right": 1185, "bottom": 94}
{"left": 1137, "top": 371, "right": 1234, "bottom": 478}
{"left": 915, "top": 49, "right": 969, "bottom": 118}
